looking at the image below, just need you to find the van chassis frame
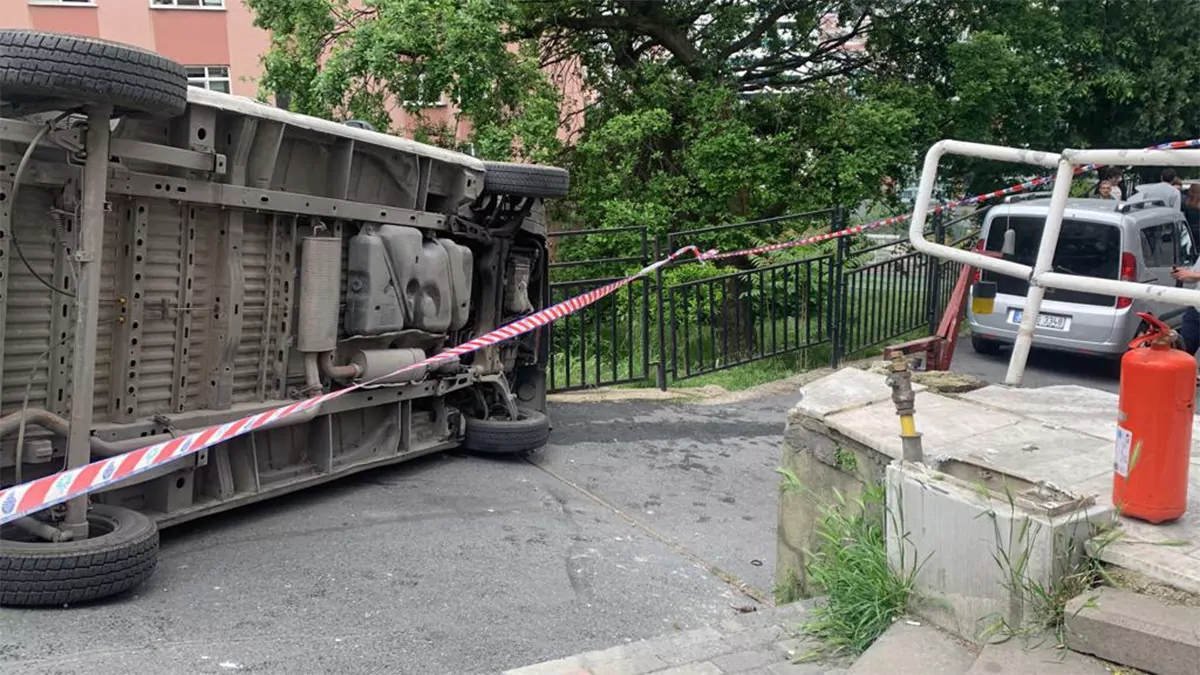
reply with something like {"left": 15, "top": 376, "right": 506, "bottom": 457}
{"left": 2, "top": 101, "right": 522, "bottom": 536}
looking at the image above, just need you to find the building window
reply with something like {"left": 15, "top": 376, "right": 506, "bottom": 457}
{"left": 29, "top": 0, "right": 96, "bottom": 5}
{"left": 151, "top": 0, "right": 225, "bottom": 8}
{"left": 186, "top": 66, "right": 231, "bottom": 93}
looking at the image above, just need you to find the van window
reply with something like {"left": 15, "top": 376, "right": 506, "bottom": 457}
{"left": 982, "top": 215, "right": 1120, "bottom": 306}
{"left": 1178, "top": 221, "right": 1198, "bottom": 266}
{"left": 1140, "top": 223, "right": 1178, "bottom": 267}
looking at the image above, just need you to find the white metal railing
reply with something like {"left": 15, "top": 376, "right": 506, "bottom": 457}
{"left": 908, "top": 140, "right": 1200, "bottom": 386}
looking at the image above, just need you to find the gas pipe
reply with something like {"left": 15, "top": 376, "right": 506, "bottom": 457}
{"left": 1114, "top": 312, "right": 1194, "bottom": 523}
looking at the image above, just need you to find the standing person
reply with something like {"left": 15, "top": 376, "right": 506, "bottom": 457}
{"left": 1184, "top": 184, "right": 1200, "bottom": 243}
{"left": 1130, "top": 168, "right": 1182, "bottom": 210}
{"left": 1097, "top": 180, "right": 1116, "bottom": 200}
{"left": 1093, "top": 167, "right": 1124, "bottom": 200}
{"left": 1170, "top": 262, "right": 1200, "bottom": 359}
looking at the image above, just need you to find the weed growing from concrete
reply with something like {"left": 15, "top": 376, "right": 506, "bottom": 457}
{"left": 976, "top": 482, "right": 1114, "bottom": 646}
{"left": 795, "top": 484, "right": 919, "bottom": 658}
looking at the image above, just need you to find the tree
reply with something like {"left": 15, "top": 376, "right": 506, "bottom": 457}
{"left": 247, "top": 0, "right": 1200, "bottom": 253}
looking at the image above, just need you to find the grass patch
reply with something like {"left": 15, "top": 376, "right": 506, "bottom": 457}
{"left": 662, "top": 350, "right": 813, "bottom": 391}
{"left": 779, "top": 471, "right": 919, "bottom": 658}
{"left": 976, "top": 482, "right": 1117, "bottom": 646}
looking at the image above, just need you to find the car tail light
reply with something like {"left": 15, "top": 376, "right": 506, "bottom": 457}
{"left": 1117, "top": 252, "right": 1136, "bottom": 309}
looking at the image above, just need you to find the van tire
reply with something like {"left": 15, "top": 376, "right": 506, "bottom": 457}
{"left": 971, "top": 334, "right": 1003, "bottom": 355}
{"left": 0, "top": 30, "right": 189, "bottom": 118}
{"left": 0, "top": 504, "right": 158, "bottom": 607}
{"left": 463, "top": 408, "right": 550, "bottom": 455}
{"left": 482, "top": 162, "right": 570, "bottom": 198}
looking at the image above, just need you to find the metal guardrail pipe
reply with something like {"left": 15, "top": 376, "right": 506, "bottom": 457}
{"left": 909, "top": 138, "right": 1200, "bottom": 387}
{"left": 908, "top": 141, "right": 1043, "bottom": 280}
{"left": 1006, "top": 159, "right": 1078, "bottom": 384}
{"left": 1063, "top": 148, "right": 1200, "bottom": 166}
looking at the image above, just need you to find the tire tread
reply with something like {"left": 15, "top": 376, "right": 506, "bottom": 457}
{"left": 0, "top": 30, "right": 188, "bottom": 117}
{"left": 482, "top": 162, "right": 570, "bottom": 198}
{"left": 0, "top": 505, "right": 159, "bottom": 606}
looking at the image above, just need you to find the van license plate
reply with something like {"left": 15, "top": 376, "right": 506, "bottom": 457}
{"left": 1009, "top": 310, "right": 1069, "bottom": 331}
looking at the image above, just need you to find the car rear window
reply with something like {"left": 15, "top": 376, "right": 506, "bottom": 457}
{"left": 982, "top": 215, "right": 1120, "bottom": 307}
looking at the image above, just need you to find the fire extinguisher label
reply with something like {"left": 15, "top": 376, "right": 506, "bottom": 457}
{"left": 1115, "top": 426, "right": 1134, "bottom": 477}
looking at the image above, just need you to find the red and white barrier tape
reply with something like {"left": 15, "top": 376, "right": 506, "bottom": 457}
{"left": 698, "top": 138, "right": 1200, "bottom": 262}
{"left": 2, "top": 137, "right": 1199, "bottom": 525}
{"left": 0, "top": 246, "right": 708, "bottom": 526}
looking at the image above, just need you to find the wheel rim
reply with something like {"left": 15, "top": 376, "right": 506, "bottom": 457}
{"left": 0, "top": 508, "right": 118, "bottom": 544}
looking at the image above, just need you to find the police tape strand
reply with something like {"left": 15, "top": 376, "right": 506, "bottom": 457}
{"left": 698, "top": 137, "right": 1200, "bottom": 262}
{"left": 0, "top": 246, "right": 709, "bottom": 525}
{"left": 2, "top": 138, "right": 1199, "bottom": 525}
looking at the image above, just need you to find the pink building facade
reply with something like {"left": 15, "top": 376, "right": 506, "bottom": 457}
{"left": 2, "top": 0, "right": 270, "bottom": 99}
{"left": 2, "top": 0, "right": 589, "bottom": 148}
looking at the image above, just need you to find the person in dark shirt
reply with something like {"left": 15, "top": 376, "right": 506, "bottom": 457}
{"left": 1184, "top": 184, "right": 1200, "bottom": 245}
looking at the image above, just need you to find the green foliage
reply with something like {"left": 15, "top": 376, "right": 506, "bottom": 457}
{"left": 871, "top": 0, "right": 1200, "bottom": 189}
{"left": 248, "top": 0, "right": 561, "bottom": 161}
{"left": 801, "top": 485, "right": 919, "bottom": 658}
{"left": 247, "top": 0, "right": 1200, "bottom": 259}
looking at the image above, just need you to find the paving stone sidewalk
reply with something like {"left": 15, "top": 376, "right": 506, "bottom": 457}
{"left": 504, "top": 602, "right": 851, "bottom": 675}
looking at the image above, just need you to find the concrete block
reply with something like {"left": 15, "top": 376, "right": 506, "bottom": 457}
{"left": 1064, "top": 587, "right": 1200, "bottom": 675}
{"left": 793, "top": 368, "right": 922, "bottom": 420}
{"left": 711, "top": 649, "right": 783, "bottom": 672}
{"left": 966, "top": 636, "right": 1114, "bottom": 675}
{"left": 959, "top": 385, "right": 1119, "bottom": 442}
{"left": 846, "top": 620, "right": 977, "bottom": 675}
{"left": 824, "top": 391, "right": 1021, "bottom": 461}
{"left": 885, "top": 462, "right": 1113, "bottom": 642}
{"left": 775, "top": 423, "right": 889, "bottom": 595}
{"left": 948, "top": 420, "right": 1111, "bottom": 489}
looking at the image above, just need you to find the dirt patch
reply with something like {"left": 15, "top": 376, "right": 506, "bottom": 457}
{"left": 862, "top": 360, "right": 987, "bottom": 393}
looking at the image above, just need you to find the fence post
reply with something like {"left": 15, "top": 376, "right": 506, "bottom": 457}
{"left": 654, "top": 238, "right": 668, "bottom": 391}
{"left": 828, "top": 206, "right": 846, "bottom": 368}
{"left": 926, "top": 209, "right": 946, "bottom": 335}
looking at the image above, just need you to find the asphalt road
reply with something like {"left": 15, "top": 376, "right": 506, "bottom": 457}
{"left": 950, "top": 342, "right": 1120, "bottom": 392}
{"left": 0, "top": 393, "right": 797, "bottom": 675}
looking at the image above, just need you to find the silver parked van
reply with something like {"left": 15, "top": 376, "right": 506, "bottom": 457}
{"left": 968, "top": 196, "right": 1194, "bottom": 363}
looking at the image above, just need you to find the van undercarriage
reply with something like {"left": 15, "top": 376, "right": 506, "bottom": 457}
{"left": 0, "top": 30, "right": 567, "bottom": 606}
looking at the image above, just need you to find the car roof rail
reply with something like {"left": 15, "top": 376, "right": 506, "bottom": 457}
{"left": 1116, "top": 200, "right": 1166, "bottom": 213}
{"left": 1002, "top": 192, "right": 1051, "bottom": 204}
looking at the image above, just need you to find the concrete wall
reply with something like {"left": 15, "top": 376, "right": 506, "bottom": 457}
{"left": 775, "top": 398, "right": 893, "bottom": 598}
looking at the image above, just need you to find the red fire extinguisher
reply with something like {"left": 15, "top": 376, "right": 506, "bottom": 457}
{"left": 1115, "top": 313, "right": 1194, "bottom": 523}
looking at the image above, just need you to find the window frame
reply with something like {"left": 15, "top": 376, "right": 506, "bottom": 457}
{"left": 149, "top": 0, "right": 225, "bottom": 10}
{"left": 186, "top": 65, "right": 232, "bottom": 94}
{"left": 29, "top": 0, "right": 97, "bottom": 6}
{"left": 1140, "top": 222, "right": 1179, "bottom": 269}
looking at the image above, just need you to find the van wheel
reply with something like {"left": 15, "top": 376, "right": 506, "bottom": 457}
{"left": 0, "top": 504, "right": 159, "bottom": 607}
{"left": 0, "top": 30, "right": 188, "bottom": 118}
{"left": 463, "top": 408, "right": 550, "bottom": 455}
{"left": 482, "top": 162, "right": 570, "bottom": 198}
{"left": 971, "top": 334, "right": 1003, "bottom": 355}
